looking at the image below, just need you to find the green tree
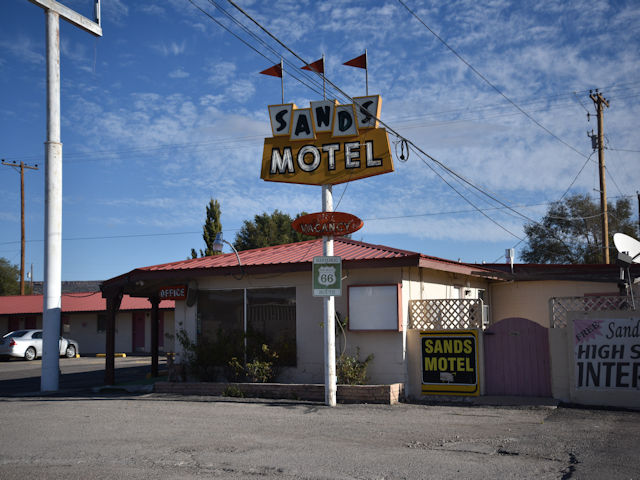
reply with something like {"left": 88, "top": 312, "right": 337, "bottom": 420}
{"left": 520, "top": 194, "right": 637, "bottom": 264}
{"left": 191, "top": 198, "right": 222, "bottom": 258}
{"left": 0, "top": 258, "right": 20, "bottom": 296}
{"left": 233, "top": 210, "right": 314, "bottom": 251}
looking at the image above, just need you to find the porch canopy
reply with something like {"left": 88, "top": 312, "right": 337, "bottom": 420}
{"left": 100, "top": 237, "right": 489, "bottom": 385}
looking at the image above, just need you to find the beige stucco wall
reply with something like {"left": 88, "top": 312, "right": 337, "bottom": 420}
{"left": 490, "top": 280, "right": 618, "bottom": 328}
{"left": 175, "top": 268, "right": 407, "bottom": 384}
{"left": 174, "top": 266, "right": 490, "bottom": 386}
{"left": 549, "top": 326, "right": 570, "bottom": 401}
{"left": 406, "top": 329, "right": 422, "bottom": 398}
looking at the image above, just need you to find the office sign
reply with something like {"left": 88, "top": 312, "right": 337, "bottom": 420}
{"left": 261, "top": 95, "right": 393, "bottom": 185}
{"left": 421, "top": 330, "right": 480, "bottom": 396}
{"left": 159, "top": 285, "right": 187, "bottom": 301}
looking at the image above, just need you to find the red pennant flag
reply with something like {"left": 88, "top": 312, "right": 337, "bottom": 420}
{"left": 260, "top": 63, "right": 282, "bottom": 78}
{"left": 343, "top": 53, "right": 367, "bottom": 69}
{"left": 301, "top": 58, "right": 324, "bottom": 74}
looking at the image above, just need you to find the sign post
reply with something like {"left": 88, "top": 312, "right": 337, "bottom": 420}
{"left": 260, "top": 92, "right": 393, "bottom": 406}
{"left": 27, "top": 0, "right": 102, "bottom": 393}
{"left": 322, "top": 185, "right": 337, "bottom": 406}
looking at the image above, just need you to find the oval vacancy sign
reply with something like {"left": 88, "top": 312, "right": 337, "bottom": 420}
{"left": 292, "top": 212, "right": 363, "bottom": 237}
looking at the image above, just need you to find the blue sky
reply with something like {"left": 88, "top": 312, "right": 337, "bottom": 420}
{"left": 1, "top": 0, "right": 639, "bottom": 282}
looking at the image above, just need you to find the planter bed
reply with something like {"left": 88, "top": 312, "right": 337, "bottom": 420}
{"left": 154, "top": 381, "right": 404, "bottom": 405}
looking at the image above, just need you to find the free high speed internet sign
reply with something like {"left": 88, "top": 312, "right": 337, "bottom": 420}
{"left": 313, "top": 256, "right": 342, "bottom": 297}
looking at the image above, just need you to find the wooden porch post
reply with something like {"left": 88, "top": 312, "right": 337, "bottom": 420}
{"left": 104, "top": 291, "right": 122, "bottom": 385}
{"left": 150, "top": 296, "right": 160, "bottom": 378}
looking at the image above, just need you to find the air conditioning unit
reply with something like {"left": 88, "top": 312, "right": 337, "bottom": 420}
{"left": 482, "top": 305, "right": 490, "bottom": 329}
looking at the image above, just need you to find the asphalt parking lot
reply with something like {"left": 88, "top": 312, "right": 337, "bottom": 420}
{"left": 1, "top": 357, "right": 639, "bottom": 479}
{"left": 0, "top": 355, "right": 161, "bottom": 395}
{"left": 0, "top": 394, "right": 639, "bottom": 479}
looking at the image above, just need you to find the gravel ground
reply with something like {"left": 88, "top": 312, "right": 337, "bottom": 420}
{"left": 0, "top": 394, "right": 638, "bottom": 479}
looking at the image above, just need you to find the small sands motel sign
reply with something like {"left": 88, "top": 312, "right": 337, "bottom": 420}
{"left": 261, "top": 96, "right": 393, "bottom": 185}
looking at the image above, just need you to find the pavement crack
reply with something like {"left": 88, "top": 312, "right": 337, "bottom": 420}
{"left": 560, "top": 452, "right": 579, "bottom": 480}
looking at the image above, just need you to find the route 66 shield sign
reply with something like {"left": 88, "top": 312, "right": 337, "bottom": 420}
{"left": 312, "top": 256, "right": 342, "bottom": 296}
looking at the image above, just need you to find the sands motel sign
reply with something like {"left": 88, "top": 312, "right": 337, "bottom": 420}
{"left": 261, "top": 95, "right": 393, "bottom": 185}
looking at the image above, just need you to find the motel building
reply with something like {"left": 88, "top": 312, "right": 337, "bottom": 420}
{"left": 0, "top": 292, "right": 175, "bottom": 356}
{"left": 97, "top": 237, "right": 640, "bottom": 409}
{"left": 3, "top": 91, "right": 638, "bottom": 408}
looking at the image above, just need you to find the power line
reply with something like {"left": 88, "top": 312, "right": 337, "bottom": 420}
{"left": 559, "top": 151, "right": 595, "bottom": 200}
{"left": 202, "top": 0, "right": 329, "bottom": 97}
{"left": 217, "top": 0, "right": 537, "bottom": 226}
{"left": 608, "top": 148, "right": 640, "bottom": 153}
{"left": 210, "top": 0, "right": 598, "bottom": 257}
{"left": 414, "top": 152, "right": 525, "bottom": 241}
{"left": 396, "top": 0, "right": 590, "bottom": 160}
{"left": 0, "top": 201, "right": 563, "bottom": 248}
{"left": 4, "top": 87, "right": 637, "bottom": 165}
{"left": 189, "top": 0, "right": 633, "bottom": 264}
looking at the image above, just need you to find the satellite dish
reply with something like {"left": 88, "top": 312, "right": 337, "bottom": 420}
{"left": 613, "top": 233, "right": 640, "bottom": 263}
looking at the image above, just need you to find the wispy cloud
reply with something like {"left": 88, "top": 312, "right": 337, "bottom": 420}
{"left": 0, "top": 36, "right": 44, "bottom": 64}
{"left": 153, "top": 41, "right": 187, "bottom": 56}
{"left": 205, "top": 60, "right": 237, "bottom": 85}
{"left": 169, "top": 68, "right": 190, "bottom": 79}
{"left": 102, "top": 0, "right": 130, "bottom": 25}
{"left": 138, "top": 4, "right": 166, "bottom": 17}
{"left": 61, "top": 38, "right": 89, "bottom": 65}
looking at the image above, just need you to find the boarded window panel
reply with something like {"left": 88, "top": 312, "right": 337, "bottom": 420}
{"left": 348, "top": 285, "right": 401, "bottom": 331}
{"left": 197, "top": 289, "right": 244, "bottom": 345}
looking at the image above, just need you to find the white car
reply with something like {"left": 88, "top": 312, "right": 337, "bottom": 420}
{"left": 0, "top": 330, "right": 79, "bottom": 361}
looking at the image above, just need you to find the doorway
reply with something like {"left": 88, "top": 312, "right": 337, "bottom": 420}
{"left": 483, "top": 317, "right": 552, "bottom": 396}
{"left": 132, "top": 311, "right": 145, "bottom": 352}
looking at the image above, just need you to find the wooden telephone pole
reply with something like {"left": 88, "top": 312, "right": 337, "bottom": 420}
{"left": 2, "top": 160, "right": 39, "bottom": 295}
{"left": 589, "top": 90, "right": 610, "bottom": 264}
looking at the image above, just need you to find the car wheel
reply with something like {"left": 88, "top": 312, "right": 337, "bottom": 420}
{"left": 24, "top": 347, "right": 36, "bottom": 361}
{"left": 65, "top": 344, "right": 76, "bottom": 358}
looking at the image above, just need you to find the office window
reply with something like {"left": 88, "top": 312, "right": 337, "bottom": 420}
{"left": 197, "top": 287, "right": 297, "bottom": 366}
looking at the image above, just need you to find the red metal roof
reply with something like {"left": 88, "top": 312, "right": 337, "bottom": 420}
{"left": 102, "top": 238, "right": 495, "bottom": 290}
{"left": 140, "top": 238, "right": 457, "bottom": 271}
{"left": 0, "top": 293, "right": 174, "bottom": 316}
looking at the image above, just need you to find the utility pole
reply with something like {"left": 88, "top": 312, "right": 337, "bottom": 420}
{"left": 590, "top": 89, "right": 610, "bottom": 264}
{"left": 637, "top": 191, "right": 640, "bottom": 235}
{"left": 2, "top": 160, "right": 39, "bottom": 295}
{"left": 27, "top": 0, "right": 102, "bottom": 392}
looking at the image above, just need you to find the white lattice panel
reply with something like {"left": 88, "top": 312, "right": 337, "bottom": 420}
{"left": 409, "top": 299, "right": 483, "bottom": 330}
{"left": 550, "top": 295, "right": 633, "bottom": 329}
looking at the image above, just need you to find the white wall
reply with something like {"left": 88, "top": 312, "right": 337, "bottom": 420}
{"left": 66, "top": 310, "right": 174, "bottom": 355}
